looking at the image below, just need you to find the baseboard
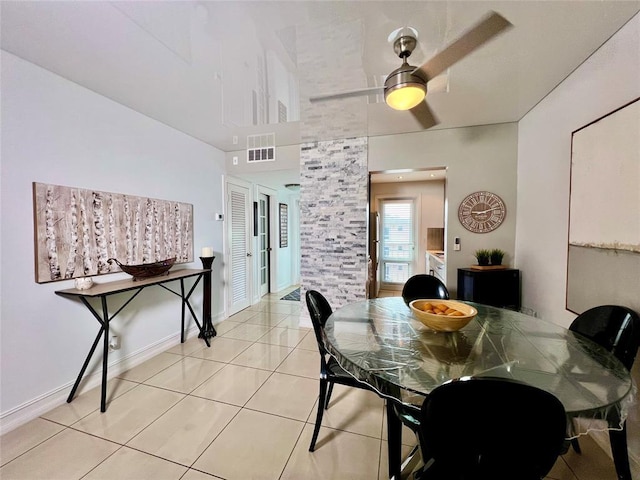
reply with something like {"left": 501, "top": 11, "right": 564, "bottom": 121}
{"left": 0, "top": 325, "right": 202, "bottom": 435}
{"left": 276, "top": 282, "right": 295, "bottom": 293}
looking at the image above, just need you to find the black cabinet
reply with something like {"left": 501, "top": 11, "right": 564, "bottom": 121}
{"left": 457, "top": 268, "right": 520, "bottom": 310}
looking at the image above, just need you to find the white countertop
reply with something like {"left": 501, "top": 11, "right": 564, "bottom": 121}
{"left": 427, "top": 250, "right": 445, "bottom": 264}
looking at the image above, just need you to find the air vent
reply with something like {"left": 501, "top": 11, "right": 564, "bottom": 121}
{"left": 247, "top": 133, "right": 275, "bottom": 163}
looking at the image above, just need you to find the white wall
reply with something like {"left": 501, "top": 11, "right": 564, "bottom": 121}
{"left": 516, "top": 13, "right": 640, "bottom": 326}
{"left": 369, "top": 123, "right": 519, "bottom": 296}
{"left": 275, "top": 191, "right": 300, "bottom": 291}
{"left": 0, "top": 52, "right": 226, "bottom": 431}
{"left": 516, "top": 14, "right": 639, "bottom": 471}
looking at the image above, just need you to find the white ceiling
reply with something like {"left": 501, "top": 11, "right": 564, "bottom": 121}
{"left": 2, "top": 1, "right": 639, "bottom": 156}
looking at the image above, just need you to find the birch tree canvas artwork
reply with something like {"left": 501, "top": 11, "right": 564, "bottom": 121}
{"left": 33, "top": 182, "right": 194, "bottom": 283}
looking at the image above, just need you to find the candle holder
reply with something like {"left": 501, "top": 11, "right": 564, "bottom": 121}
{"left": 199, "top": 256, "right": 217, "bottom": 340}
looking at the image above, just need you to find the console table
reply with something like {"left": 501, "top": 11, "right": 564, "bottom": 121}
{"left": 56, "top": 268, "right": 211, "bottom": 412}
{"left": 457, "top": 268, "right": 521, "bottom": 310}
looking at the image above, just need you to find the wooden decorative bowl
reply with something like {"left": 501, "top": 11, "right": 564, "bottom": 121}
{"left": 409, "top": 299, "right": 477, "bottom": 332}
{"left": 108, "top": 257, "right": 176, "bottom": 281}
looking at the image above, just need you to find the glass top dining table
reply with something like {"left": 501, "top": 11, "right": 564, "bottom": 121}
{"left": 324, "top": 296, "right": 635, "bottom": 437}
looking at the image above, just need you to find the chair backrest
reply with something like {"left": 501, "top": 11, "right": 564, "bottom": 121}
{"left": 419, "top": 377, "right": 567, "bottom": 480}
{"left": 305, "top": 290, "right": 333, "bottom": 355}
{"left": 401, "top": 274, "right": 449, "bottom": 306}
{"left": 570, "top": 305, "right": 640, "bottom": 370}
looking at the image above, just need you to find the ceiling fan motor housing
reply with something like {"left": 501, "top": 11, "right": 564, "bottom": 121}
{"left": 383, "top": 34, "right": 429, "bottom": 110}
{"left": 384, "top": 62, "right": 428, "bottom": 90}
{"left": 384, "top": 60, "right": 429, "bottom": 110}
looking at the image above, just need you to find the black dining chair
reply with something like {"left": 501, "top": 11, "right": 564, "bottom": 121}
{"left": 415, "top": 376, "right": 567, "bottom": 480}
{"left": 306, "top": 289, "right": 417, "bottom": 479}
{"left": 401, "top": 274, "right": 449, "bottom": 306}
{"left": 568, "top": 305, "right": 640, "bottom": 480}
{"left": 305, "top": 289, "right": 379, "bottom": 452}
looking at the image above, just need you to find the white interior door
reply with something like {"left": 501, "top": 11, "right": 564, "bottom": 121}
{"left": 227, "top": 182, "right": 252, "bottom": 314}
{"left": 257, "top": 193, "right": 270, "bottom": 297}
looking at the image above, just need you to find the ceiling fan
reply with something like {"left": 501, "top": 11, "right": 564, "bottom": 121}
{"left": 309, "top": 11, "right": 513, "bottom": 129}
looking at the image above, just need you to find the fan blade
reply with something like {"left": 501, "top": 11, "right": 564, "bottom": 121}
{"left": 414, "top": 11, "right": 512, "bottom": 80}
{"left": 410, "top": 101, "right": 439, "bottom": 129}
{"left": 309, "top": 86, "right": 384, "bottom": 103}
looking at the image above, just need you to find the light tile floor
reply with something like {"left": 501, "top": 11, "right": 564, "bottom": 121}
{"left": 0, "top": 286, "right": 625, "bottom": 479}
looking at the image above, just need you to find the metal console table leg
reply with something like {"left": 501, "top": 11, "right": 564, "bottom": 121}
{"left": 67, "top": 291, "right": 143, "bottom": 412}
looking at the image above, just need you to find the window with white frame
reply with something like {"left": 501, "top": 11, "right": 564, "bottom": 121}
{"left": 380, "top": 199, "right": 415, "bottom": 285}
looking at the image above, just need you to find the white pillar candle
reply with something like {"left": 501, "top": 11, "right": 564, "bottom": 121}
{"left": 201, "top": 247, "right": 213, "bottom": 257}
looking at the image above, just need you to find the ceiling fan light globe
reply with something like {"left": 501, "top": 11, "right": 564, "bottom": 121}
{"left": 385, "top": 84, "right": 426, "bottom": 110}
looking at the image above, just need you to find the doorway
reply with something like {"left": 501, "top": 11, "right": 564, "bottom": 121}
{"left": 368, "top": 169, "right": 447, "bottom": 297}
{"left": 226, "top": 177, "right": 288, "bottom": 314}
{"left": 225, "top": 173, "right": 300, "bottom": 314}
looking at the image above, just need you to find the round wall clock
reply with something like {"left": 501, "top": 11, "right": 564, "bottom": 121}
{"left": 458, "top": 191, "right": 506, "bottom": 233}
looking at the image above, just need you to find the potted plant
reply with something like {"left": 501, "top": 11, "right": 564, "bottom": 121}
{"left": 474, "top": 249, "right": 491, "bottom": 266}
{"left": 490, "top": 249, "right": 505, "bottom": 266}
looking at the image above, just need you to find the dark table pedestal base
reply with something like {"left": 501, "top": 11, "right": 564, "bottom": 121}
{"left": 199, "top": 256, "right": 217, "bottom": 340}
{"left": 198, "top": 324, "right": 217, "bottom": 340}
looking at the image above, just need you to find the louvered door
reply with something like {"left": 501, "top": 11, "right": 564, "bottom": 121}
{"left": 227, "top": 182, "right": 252, "bottom": 314}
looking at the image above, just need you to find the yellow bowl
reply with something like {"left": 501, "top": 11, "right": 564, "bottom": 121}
{"left": 409, "top": 299, "right": 477, "bottom": 332}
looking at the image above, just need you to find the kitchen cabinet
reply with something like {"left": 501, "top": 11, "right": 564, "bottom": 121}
{"left": 457, "top": 268, "right": 520, "bottom": 310}
{"left": 426, "top": 251, "right": 446, "bottom": 284}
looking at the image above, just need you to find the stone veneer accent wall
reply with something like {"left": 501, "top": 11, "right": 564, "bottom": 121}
{"left": 300, "top": 137, "right": 369, "bottom": 309}
{"left": 296, "top": 17, "right": 370, "bottom": 312}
